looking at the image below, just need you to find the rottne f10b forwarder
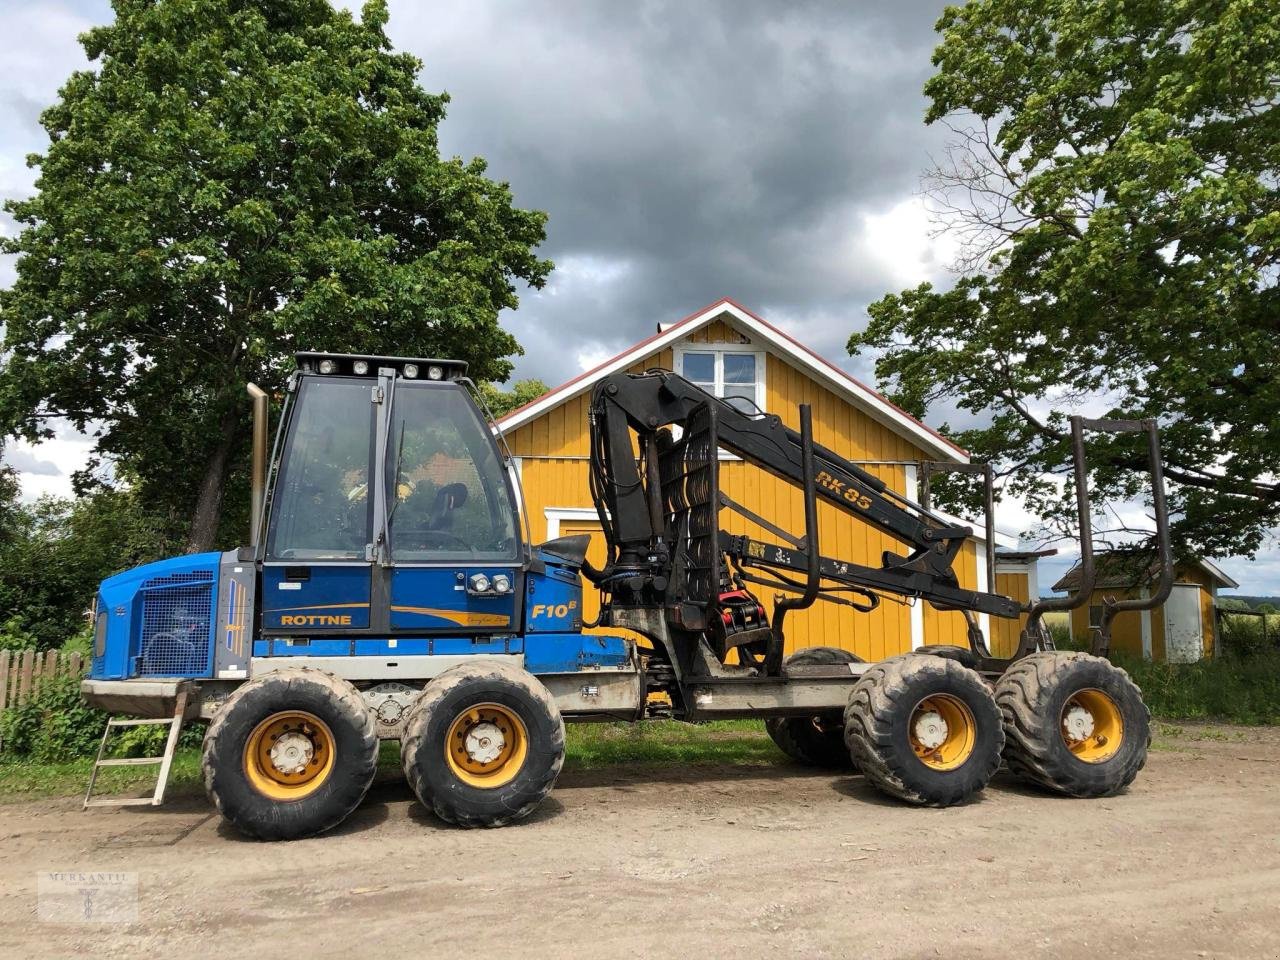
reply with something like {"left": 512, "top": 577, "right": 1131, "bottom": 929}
{"left": 82, "top": 353, "right": 1172, "bottom": 839}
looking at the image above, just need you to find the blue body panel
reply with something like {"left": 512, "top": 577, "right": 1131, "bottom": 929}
{"left": 94, "top": 546, "right": 629, "bottom": 682}
{"left": 524, "top": 551, "right": 585, "bottom": 633}
{"left": 93, "top": 553, "right": 221, "bottom": 680}
{"left": 251, "top": 636, "right": 524, "bottom": 657}
{"left": 390, "top": 567, "right": 519, "bottom": 631}
{"left": 249, "top": 632, "right": 624, "bottom": 674}
{"left": 524, "top": 632, "right": 631, "bottom": 673}
{"left": 262, "top": 564, "right": 371, "bottom": 630}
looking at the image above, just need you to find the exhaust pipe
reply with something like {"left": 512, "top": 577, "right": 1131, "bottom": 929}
{"left": 247, "top": 383, "right": 269, "bottom": 547}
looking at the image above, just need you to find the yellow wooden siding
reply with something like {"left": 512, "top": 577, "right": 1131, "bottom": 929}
{"left": 989, "top": 570, "right": 1030, "bottom": 658}
{"left": 1065, "top": 564, "right": 1221, "bottom": 661}
{"left": 1069, "top": 589, "right": 1147, "bottom": 658}
{"left": 921, "top": 541, "right": 981, "bottom": 650}
{"left": 503, "top": 335, "right": 987, "bottom": 663}
{"left": 686, "top": 318, "right": 748, "bottom": 344}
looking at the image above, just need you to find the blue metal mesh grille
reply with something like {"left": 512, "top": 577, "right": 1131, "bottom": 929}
{"left": 138, "top": 571, "right": 214, "bottom": 677}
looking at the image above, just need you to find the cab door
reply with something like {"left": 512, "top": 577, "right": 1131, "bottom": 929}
{"left": 262, "top": 376, "right": 377, "bottom": 634}
{"left": 383, "top": 381, "right": 523, "bottom": 635}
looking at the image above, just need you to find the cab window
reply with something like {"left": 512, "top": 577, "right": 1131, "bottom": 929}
{"left": 386, "top": 383, "right": 519, "bottom": 562}
{"left": 267, "top": 379, "right": 375, "bottom": 560}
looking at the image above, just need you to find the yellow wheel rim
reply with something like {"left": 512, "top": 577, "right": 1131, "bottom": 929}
{"left": 445, "top": 703, "right": 528, "bottom": 789}
{"left": 909, "top": 694, "right": 976, "bottom": 771}
{"left": 243, "top": 710, "right": 336, "bottom": 801}
{"left": 1061, "top": 688, "right": 1123, "bottom": 763}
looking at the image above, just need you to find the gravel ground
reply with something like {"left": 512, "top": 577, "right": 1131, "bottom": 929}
{"left": 1, "top": 722, "right": 1277, "bottom": 960}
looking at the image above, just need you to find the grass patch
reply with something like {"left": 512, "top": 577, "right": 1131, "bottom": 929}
{"left": 0, "top": 720, "right": 780, "bottom": 803}
{"left": 564, "top": 719, "right": 775, "bottom": 768}
{"left": 1119, "top": 652, "right": 1280, "bottom": 725}
{"left": 0, "top": 750, "right": 204, "bottom": 804}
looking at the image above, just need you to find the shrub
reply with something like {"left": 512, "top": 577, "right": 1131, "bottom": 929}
{"left": 0, "top": 675, "right": 105, "bottom": 761}
{"left": 1218, "top": 613, "right": 1278, "bottom": 658}
{"left": 0, "top": 616, "right": 39, "bottom": 652}
{"left": 1117, "top": 652, "right": 1280, "bottom": 725}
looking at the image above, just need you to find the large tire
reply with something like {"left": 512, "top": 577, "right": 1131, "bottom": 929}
{"left": 996, "top": 651, "right": 1149, "bottom": 798}
{"left": 915, "top": 644, "right": 979, "bottom": 670}
{"left": 202, "top": 668, "right": 378, "bottom": 841}
{"left": 766, "top": 647, "right": 863, "bottom": 769}
{"left": 844, "top": 654, "right": 1003, "bottom": 806}
{"left": 401, "top": 660, "right": 565, "bottom": 828}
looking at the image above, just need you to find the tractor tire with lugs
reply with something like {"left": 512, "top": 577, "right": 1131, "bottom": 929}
{"left": 202, "top": 668, "right": 379, "bottom": 841}
{"left": 401, "top": 660, "right": 565, "bottom": 828}
{"left": 844, "top": 653, "right": 1003, "bottom": 806}
{"left": 766, "top": 646, "right": 863, "bottom": 769}
{"left": 914, "top": 643, "right": 980, "bottom": 670}
{"left": 996, "top": 651, "right": 1149, "bottom": 798}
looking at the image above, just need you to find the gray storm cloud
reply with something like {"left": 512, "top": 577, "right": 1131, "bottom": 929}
{"left": 380, "top": 0, "right": 955, "bottom": 385}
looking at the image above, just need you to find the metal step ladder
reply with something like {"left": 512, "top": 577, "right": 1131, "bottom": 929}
{"left": 83, "top": 689, "right": 188, "bottom": 809}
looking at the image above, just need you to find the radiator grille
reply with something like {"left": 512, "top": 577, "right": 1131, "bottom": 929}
{"left": 137, "top": 571, "right": 214, "bottom": 677}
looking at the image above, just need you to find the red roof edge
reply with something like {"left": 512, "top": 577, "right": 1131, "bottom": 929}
{"left": 494, "top": 298, "right": 720, "bottom": 426}
{"left": 496, "top": 296, "right": 968, "bottom": 459}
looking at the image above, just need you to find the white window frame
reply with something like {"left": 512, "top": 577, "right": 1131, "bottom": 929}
{"left": 544, "top": 506, "right": 602, "bottom": 540}
{"left": 673, "top": 343, "right": 767, "bottom": 413}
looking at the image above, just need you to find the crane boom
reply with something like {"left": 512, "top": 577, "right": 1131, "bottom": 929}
{"left": 587, "top": 369, "right": 1020, "bottom": 672}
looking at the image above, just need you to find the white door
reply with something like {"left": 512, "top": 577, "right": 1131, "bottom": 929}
{"left": 1163, "top": 584, "right": 1204, "bottom": 663}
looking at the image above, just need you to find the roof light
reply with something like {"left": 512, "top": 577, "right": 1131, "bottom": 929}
{"left": 427, "top": 364, "right": 445, "bottom": 381}
{"left": 402, "top": 363, "right": 419, "bottom": 379}
{"left": 352, "top": 360, "right": 369, "bottom": 375}
{"left": 318, "top": 359, "right": 337, "bottom": 374}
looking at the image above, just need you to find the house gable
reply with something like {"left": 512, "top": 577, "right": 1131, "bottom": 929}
{"left": 497, "top": 297, "right": 968, "bottom": 464}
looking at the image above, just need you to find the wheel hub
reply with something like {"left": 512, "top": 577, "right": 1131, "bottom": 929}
{"left": 464, "top": 721, "right": 507, "bottom": 765}
{"left": 1062, "top": 704, "right": 1096, "bottom": 743}
{"left": 914, "top": 710, "right": 948, "bottom": 751}
{"left": 269, "top": 731, "right": 315, "bottom": 775}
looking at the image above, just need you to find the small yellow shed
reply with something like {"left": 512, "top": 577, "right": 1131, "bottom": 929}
{"left": 1053, "top": 552, "right": 1239, "bottom": 662}
{"left": 496, "top": 298, "right": 1035, "bottom": 663}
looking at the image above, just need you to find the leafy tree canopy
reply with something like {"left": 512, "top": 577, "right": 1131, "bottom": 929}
{"left": 0, "top": 0, "right": 551, "bottom": 552}
{"left": 0, "top": 464, "right": 177, "bottom": 650}
{"left": 852, "top": 0, "right": 1279, "bottom": 558}
{"left": 479, "top": 378, "right": 549, "bottom": 419}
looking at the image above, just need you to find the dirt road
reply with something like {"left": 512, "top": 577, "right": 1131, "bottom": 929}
{"left": 1, "top": 723, "right": 1278, "bottom": 960}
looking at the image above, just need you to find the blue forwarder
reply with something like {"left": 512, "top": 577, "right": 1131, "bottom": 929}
{"left": 84, "top": 352, "right": 1168, "bottom": 839}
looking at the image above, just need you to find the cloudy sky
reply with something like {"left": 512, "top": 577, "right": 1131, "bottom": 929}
{"left": 0, "top": 0, "right": 1271, "bottom": 594}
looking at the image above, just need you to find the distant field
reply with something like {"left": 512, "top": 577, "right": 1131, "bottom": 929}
{"left": 1042, "top": 610, "right": 1069, "bottom": 630}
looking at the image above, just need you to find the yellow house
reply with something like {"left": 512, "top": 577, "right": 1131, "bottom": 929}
{"left": 496, "top": 298, "right": 1035, "bottom": 663}
{"left": 1053, "top": 552, "right": 1239, "bottom": 662}
{"left": 987, "top": 549, "right": 1050, "bottom": 658}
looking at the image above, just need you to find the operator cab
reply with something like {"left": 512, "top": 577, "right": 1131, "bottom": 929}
{"left": 258, "top": 353, "right": 525, "bottom": 639}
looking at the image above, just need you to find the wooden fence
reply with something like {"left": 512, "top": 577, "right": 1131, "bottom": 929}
{"left": 0, "top": 649, "right": 86, "bottom": 711}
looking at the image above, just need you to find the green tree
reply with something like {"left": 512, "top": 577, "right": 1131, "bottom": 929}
{"left": 0, "top": 0, "right": 551, "bottom": 553}
{"left": 0, "top": 476, "right": 175, "bottom": 650}
{"left": 479, "top": 378, "right": 549, "bottom": 419}
{"left": 852, "top": 0, "right": 1279, "bottom": 558}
